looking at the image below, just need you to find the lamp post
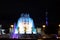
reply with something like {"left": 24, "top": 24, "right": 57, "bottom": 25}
{"left": 42, "top": 25, "right": 46, "bottom": 30}
{"left": 10, "top": 25, "right": 14, "bottom": 34}
{"left": 42, "top": 25, "right": 46, "bottom": 38}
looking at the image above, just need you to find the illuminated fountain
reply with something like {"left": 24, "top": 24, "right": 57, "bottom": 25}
{"left": 11, "top": 13, "right": 36, "bottom": 38}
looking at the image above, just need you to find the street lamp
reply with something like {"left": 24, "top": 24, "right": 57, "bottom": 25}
{"left": 11, "top": 25, "right": 14, "bottom": 28}
{"left": 42, "top": 25, "right": 46, "bottom": 28}
{"left": 10, "top": 25, "right": 14, "bottom": 34}
{"left": 58, "top": 24, "right": 60, "bottom": 27}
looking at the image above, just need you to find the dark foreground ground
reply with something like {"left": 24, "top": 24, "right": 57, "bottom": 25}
{"left": 0, "top": 38, "right": 59, "bottom": 40}
{"left": 0, "top": 34, "right": 59, "bottom": 40}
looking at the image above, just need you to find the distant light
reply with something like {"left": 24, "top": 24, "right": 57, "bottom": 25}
{"left": 32, "top": 28, "right": 37, "bottom": 34}
{"left": 57, "top": 37, "right": 60, "bottom": 39}
{"left": 58, "top": 24, "right": 60, "bottom": 27}
{"left": 2, "top": 29, "right": 5, "bottom": 34}
{"left": 37, "top": 28, "right": 41, "bottom": 34}
{"left": 42, "top": 36, "right": 46, "bottom": 38}
{"left": 11, "top": 25, "right": 14, "bottom": 28}
{"left": 42, "top": 25, "right": 46, "bottom": 28}
{"left": 56, "top": 37, "right": 58, "bottom": 39}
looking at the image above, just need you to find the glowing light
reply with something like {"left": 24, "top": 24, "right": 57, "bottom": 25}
{"left": 57, "top": 37, "right": 60, "bottom": 39}
{"left": 2, "top": 29, "right": 5, "bottom": 34}
{"left": 33, "top": 29, "right": 36, "bottom": 34}
{"left": 17, "top": 13, "right": 35, "bottom": 34}
{"left": 37, "top": 28, "right": 41, "bottom": 34}
{"left": 42, "top": 25, "right": 46, "bottom": 28}
{"left": 57, "top": 37, "right": 58, "bottom": 39}
{"left": 10, "top": 25, "right": 14, "bottom": 34}
{"left": 14, "top": 29, "right": 18, "bottom": 34}
{"left": 12, "top": 13, "right": 36, "bottom": 35}
{"left": 42, "top": 36, "right": 46, "bottom": 38}
{"left": 58, "top": 24, "right": 60, "bottom": 27}
{"left": 11, "top": 25, "right": 14, "bottom": 28}
{"left": 9, "top": 28, "right": 11, "bottom": 33}
{"left": 32, "top": 27, "right": 36, "bottom": 34}
{"left": 12, "top": 34, "right": 18, "bottom": 39}
{"left": 10, "top": 13, "right": 37, "bottom": 39}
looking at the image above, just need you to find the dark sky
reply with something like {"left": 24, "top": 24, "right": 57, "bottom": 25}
{"left": 0, "top": 0, "right": 59, "bottom": 28}
{"left": 0, "top": 1, "right": 47, "bottom": 23}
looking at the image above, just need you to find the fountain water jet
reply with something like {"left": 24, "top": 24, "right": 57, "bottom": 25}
{"left": 11, "top": 13, "right": 36, "bottom": 38}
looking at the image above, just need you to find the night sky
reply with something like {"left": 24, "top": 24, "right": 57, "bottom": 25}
{"left": 0, "top": 0, "right": 48, "bottom": 27}
{"left": 0, "top": 0, "right": 59, "bottom": 34}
